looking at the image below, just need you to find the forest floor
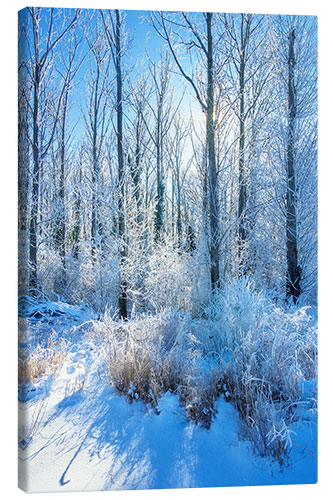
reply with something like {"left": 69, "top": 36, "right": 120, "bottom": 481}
{"left": 18, "top": 300, "right": 317, "bottom": 493}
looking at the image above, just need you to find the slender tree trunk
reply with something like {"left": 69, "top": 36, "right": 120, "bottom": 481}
{"left": 238, "top": 19, "right": 247, "bottom": 269}
{"left": 58, "top": 87, "right": 68, "bottom": 279}
{"left": 176, "top": 167, "right": 182, "bottom": 249}
{"left": 286, "top": 27, "right": 301, "bottom": 301}
{"left": 154, "top": 96, "right": 164, "bottom": 242}
{"left": 237, "top": 14, "right": 252, "bottom": 274}
{"left": 18, "top": 89, "right": 30, "bottom": 295}
{"left": 206, "top": 12, "right": 220, "bottom": 289}
{"left": 29, "top": 61, "right": 40, "bottom": 291}
{"left": 91, "top": 66, "right": 100, "bottom": 259}
{"left": 128, "top": 123, "right": 143, "bottom": 226}
{"left": 72, "top": 161, "right": 82, "bottom": 260}
{"left": 115, "top": 9, "right": 127, "bottom": 319}
{"left": 171, "top": 170, "right": 175, "bottom": 240}
{"left": 202, "top": 155, "right": 209, "bottom": 237}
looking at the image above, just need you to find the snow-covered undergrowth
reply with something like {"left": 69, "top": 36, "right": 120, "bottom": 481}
{"left": 18, "top": 282, "right": 317, "bottom": 491}
{"left": 18, "top": 325, "right": 66, "bottom": 384}
{"left": 93, "top": 278, "right": 317, "bottom": 462}
{"left": 18, "top": 295, "right": 95, "bottom": 401}
{"left": 94, "top": 312, "right": 224, "bottom": 428}
{"left": 211, "top": 279, "right": 317, "bottom": 462}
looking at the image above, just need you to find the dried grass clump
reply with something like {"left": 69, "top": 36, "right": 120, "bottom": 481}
{"left": 94, "top": 280, "right": 317, "bottom": 458}
{"left": 179, "top": 365, "right": 225, "bottom": 428}
{"left": 95, "top": 312, "right": 226, "bottom": 428}
{"left": 97, "top": 313, "right": 184, "bottom": 407}
{"left": 18, "top": 335, "right": 67, "bottom": 383}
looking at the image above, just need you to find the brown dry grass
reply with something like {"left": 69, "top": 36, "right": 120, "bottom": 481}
{"left": 18, "top": 337, "right": 67, "bottom": 384}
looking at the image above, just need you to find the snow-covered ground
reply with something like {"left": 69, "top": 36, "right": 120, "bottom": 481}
{"left": 18, "top": 302, "right": 317, "bottom": 493}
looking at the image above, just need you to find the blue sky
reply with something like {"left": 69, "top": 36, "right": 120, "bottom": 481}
{"left": 19, "top": 6, "right": 208, "bottom": 160}
{"left": 19, "top": 7, "right": 201, "bottom": 145}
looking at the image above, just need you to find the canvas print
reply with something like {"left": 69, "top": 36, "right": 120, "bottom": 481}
{"left": 18, "top": 6, "right": 318, "bottom": 493}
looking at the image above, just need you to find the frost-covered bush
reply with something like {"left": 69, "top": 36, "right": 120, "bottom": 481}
{"left": 65, "top": 246, "right": 120, "bottom": 313}
{"left": 18, "top": 331, "right": 67, "bottom": 384}
{"left": 35, "top": 242, "right": 120, "bottom": 313}
{"left": 207, "top": 278, "right": 318, "bottom": 461}
{"left": 95, "top": 312, "right": 182, "bottom": 406}
{"left": 179, "top": 360, "right": 224, "bottom": 428}
{"left": 92, "top": 277, "right": 317, "bottom": 460}
{"left": 144, "top": 242, "right": 196, "bottom": 313}
{"left": 94, "top": 311, "right": 224, "bottom": 428}
{"left": 37, "top": 246, "right": 65, "bottom": 300}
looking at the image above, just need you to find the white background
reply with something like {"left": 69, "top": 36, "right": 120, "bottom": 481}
{"left": 1, "top": 1, "right": 331, "bottom": 498}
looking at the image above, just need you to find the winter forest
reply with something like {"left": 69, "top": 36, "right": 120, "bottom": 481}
{"left": 18, "top": 7, "right": 318, "bottom": 492}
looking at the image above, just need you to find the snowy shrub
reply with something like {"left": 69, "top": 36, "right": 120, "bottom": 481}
{"left": 94, "top": 311, "right": 225, "bottom": 428}
{"left": 178, "top": 361, "right": 224, "bottom": 428}
{"left": 69, "top": 247, "right": 120, "bottom": 313}
{"left": 91, "top": 277, "right": 317, "bottom": 457}
{"left": 18, "top": 332, "right": 67, "bottom": 384}
{"left": 95, "top": 312, "right": 182, "bottom": 406}
{"left": 36, "top": 242, "right": 121, "bottom": 313}
{"left": 208, "top": 278, "right": 318, "bottom": 461}
{"left": 37, "top": 246, "right": 65, "bottom": 300}
{"left": 144, "top": 242, "right": 196, "bottom": 313}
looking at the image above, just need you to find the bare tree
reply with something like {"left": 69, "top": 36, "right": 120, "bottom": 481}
{"left": 53, "top": 29, "right": 86, "bottom": 284}
{"left": 18, "top": 11, "right": 30, "bottom": 295}
{"left": 84, "top": 13, "right": 112, "bottom": 259}
{"left": 151, "top": 11, "right": 221, "bottom": 290}
{"left": 285, "top": 26, "right": 300, "bottom": 300}
{"left": 143, "top": 50, "right": 179, "bottom": 243}
{"left": 166, "top": 114, "right": 191, "bottom": 249}
{"left": 271, "top": 15, "right": 317, "bottom": 302}
{"left": 101, "top": 9, "right": 128, "bottom": 318}
{"left": 25, "top": 7, "right": 80, "bottom": 291}
{"left": 221, "top": 13, "right": 270, "bottom": 274}
{"left": 127, "top": 73, "right": 153, "bottom": 228}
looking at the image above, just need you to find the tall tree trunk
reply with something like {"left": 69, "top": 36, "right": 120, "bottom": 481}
{"left": 154, "top": 95, "right": 164, "bottom": 242}
{"left": 115, "top": 9, "right": 127, "bottom": 319}
{"left": 171, "top": 170, "right": 175, "bottom": 240}
{"left": 72, "top": 161, "right": 82, "bottom": 260}
{"left": 29, "top": 59, "right": 41, "bottom": 291}
{"left": 58, "top": 87, "right": 68, "bottom": 280}
{"left": 18, "top": 87, "right": 30, "bottom": 295}
{"left": 91, "top": 66, "right": 100, "bottom": 259}
{"left": 206, "top": 12, "right": 220, "bottom": 289}
{"left": 26, "top": 7, "right": 79, "bottom": 293}
{"left": 176, "top": 167, "right": 182, "bottom": 249}
{"left": 238, "top": 15, "right": 247, "bottom": 271}
{"left": 286, "top": 27, "right": 301, "bottom": 301}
